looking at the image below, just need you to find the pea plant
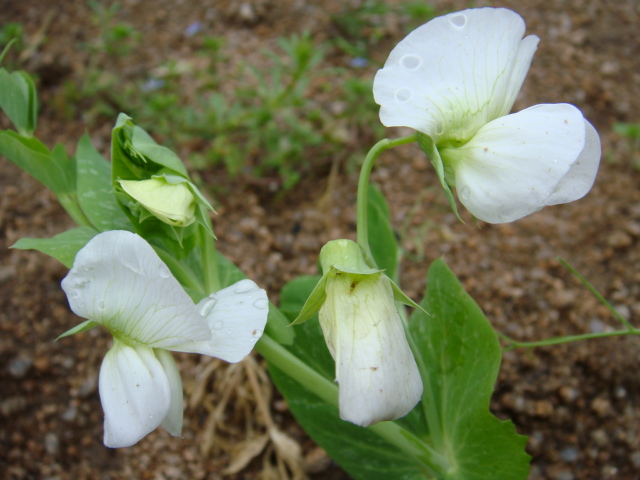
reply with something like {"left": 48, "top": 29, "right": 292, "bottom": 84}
{"left": 1, "top": 8, "right": 629, "bottom": 479}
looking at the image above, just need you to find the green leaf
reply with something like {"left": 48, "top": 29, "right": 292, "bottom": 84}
{"left": 270, "top": 275, "right": 430, "bottom": 479}
{"left": 0, "top": 130, "right": 71, "bottom": 195}
{"left": 12, "top": 226, "right": 98, "bottom": 268}
{"left": 0, "top": 69, "right": 37, "bottom": 136}
{"left": 367, "top": 183, "right": 398, "bottom": 278}
{"left": 75, "top": 134, "right": 131, "bottom": 231}
{"left": 409, "top": 259, "right": 530, "bottom": 480}
{"left": 416, "top": 133, "right": 462, "bottom": 222}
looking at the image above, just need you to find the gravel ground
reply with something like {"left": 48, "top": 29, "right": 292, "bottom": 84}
{"left": 1, "top": 0, "right": 640, "bottom": 479}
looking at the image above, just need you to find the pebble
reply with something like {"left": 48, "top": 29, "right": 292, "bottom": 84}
{"left": 591, "top": 429, "right": 609, "bottom": 447}
{"left": 44, "top": 432, "right": 59, "bottom": 455}
{"left": 560, "top": 447, "right": 578, "bottom": 462}
{"left": 8, "top": 356, "right": 33, "bottom": 378}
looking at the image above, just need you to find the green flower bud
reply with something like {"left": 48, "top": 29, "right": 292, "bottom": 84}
{"left": 119, "top": 177, "right": 196, "bottom": 227}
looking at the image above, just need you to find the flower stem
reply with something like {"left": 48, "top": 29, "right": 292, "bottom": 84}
{"left": 498, "top": 328, "right": 640, "bottom": 350}
{"left": 200, "top": 224, "right": 221, "bottom": 294}
{"left": 356, "top": 134, "right": 417, "bottom": 267}
{"left": 254, "top": 333, "right": 447, "bottom": 477}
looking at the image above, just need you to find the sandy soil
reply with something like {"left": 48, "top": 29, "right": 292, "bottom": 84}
{"left": 1, "top": 0, "right": 640, "bottom": 479}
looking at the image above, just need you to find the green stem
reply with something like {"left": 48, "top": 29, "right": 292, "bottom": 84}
{"left": 200, "top": 225, "right": 221, "bottom": 294}
{"left": 356, "top": 134, "right": 417, "bottom": 267}
{"left": 255, "top": 334, "right": 447, "bottom": 477}
{"left": 498, "top": 328, "right": 640, "bottom": 350}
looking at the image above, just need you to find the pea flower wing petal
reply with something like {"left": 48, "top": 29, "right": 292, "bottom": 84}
{"left": 100, "top": 342, "right": 177, "bottom": 448}
{"left": 170, "top": 279, "right": 269, "bottom": 363}
{"left": 444, "top": 103, "right": 594, "bottom": 223}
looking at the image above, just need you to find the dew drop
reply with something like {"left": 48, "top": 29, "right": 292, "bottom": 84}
{"left": 400, "top": 54, "right": 422, "bottom": 71}
{"left": 234, "top": 280, "right": 258, "bottom": 294}
{"left": 97, "top": 300, "right": 106, "bottom": 310}
{"left": 395, "top": 88, "right": 412, "bottom": 103}
{"left": 212, "top": 320, "right": 224, "bottom": 330}
{"left": 459, "top": 185, "right": 471, "bottom": 201}
{"left": 253, "top": 298, "right": 269, "bottom": 310}
{"left": 158, "top": 265, "right": 170, "bottom": 278}
{"left": 199, "top": 297, "right": 217, "bottom": 316}
{"left": 450, "top": 14, "right": 466, "bottom": 28}
{"left": 68, "top": 290, "right": 79, "bottom": 298}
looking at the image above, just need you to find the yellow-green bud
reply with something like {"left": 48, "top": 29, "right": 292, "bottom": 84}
{"left": 119, "top": 178, "right": 196, "bottom": 227}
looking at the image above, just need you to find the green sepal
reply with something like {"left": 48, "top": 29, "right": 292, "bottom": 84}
{"left": 55, "top": 320, "right": 98, "bottom": 341}
{"left": 417, "top": 132, "right": 462, "bottom": 223}
{"left": 111, "top": 113, "right": 189, "bottom": 180}
{"left": 389, "top": 277, "right": 427, "bottom": 315}
{"left": 288, "top": 270, "right": 329, "bottom": 325}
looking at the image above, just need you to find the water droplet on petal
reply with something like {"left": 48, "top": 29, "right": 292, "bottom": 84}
{"left": 459, "top": 185, "right": 471, "bottom": 202}
{"left": 234, "top": 280, "right": 258, "bottom": 294}
{"left": 212, "top": 320, "right": 224, "bottom": 330}
{"left": 158, "top": 265, "right": 170, "bottom": 278}
{"left": 199, "top": 297, "right": 217, "bottom": 316}
{"left": 400, "top": 54, "right": 422, "bottom": 71}
{"left": 450, "top": 14, "right": 466, "bottom": 28}
{"left": 68, "top": 290, "right": 79, "bottom": 298}
{"left": 253, "top": 298, "right": 268, "bottom": 310}
{"left": 395, "top": 88, "right": 412, "bottom": 103}
{"left": 97, "top": 300, "right": 106, "bottom": 310}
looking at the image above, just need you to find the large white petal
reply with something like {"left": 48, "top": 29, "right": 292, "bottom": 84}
{"left": 445, "top": 103, "right": 587, "bottom": 223}
{"left": 170, "top": 279, "right": 269, "bottom": 362}
{"left": 156, "top": 349, "right": 184, "bottom": 437}
{"left": 373, "top": 8, "right": 538, "bottom": 143}
{"left": 61, "top": 231, "right": 211, "bottom": 349}
{"left": 545, "top": 119, "right": 601, "bottom": 205}
{"left": 99, "top": 341, "right": 172, "bottom": 448}
{"left": 319, "top": 274, "right": 423, "bottom": 427}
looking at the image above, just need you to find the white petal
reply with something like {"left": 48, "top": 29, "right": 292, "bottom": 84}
{"left": 319, "top": 274, "right": 423, "bottom": 427}
{"left": 170, "top": 279, "right": 269, "bottom": 363}
{"left": 99, "top": 341, "right": 172, "bottom": 448}
{"left": 156, "top": 349, "right": 183, "bottom": 437}
{"left": 61, "top": 231, "right": 210, "bottom": 348}
{"left": 445, "top": 104, "right": 587, "bottom": 223}
{"left": 545, "top": 119, "right": 601, "bottom": 205}
{"left": 373, "top": 8, "right": 538, "bottom": 143}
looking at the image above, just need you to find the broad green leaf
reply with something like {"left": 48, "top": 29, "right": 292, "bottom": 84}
{"left": 75, "top": 134, "right": 131, "bottom": 231}
{"left": 12, "top": 226, "right": 98, "bottom": 268}
{"left": 0, "top": 69, "right": 37, "bottom": 136}
{"left": 367, "top": 183, "right": 398, "bottom": 278}
{"left": 271, "top": 275, "right": 432, "bottom": 480}
{"left": 0, "top": 130, "right": 71, "bottom": 195}
{"left": 417, "top": 133, "right": 462, "bottom": 222}
{"left": 409, "top": 259, "right": 530, "bottom": 480}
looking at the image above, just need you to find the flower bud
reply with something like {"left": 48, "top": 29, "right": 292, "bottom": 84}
{"left": 119, "top": 177, "right": 196, "bottom": 227}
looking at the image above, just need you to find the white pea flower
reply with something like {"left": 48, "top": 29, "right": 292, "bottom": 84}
{"left": 373, "top": 7, "right": 601, "bottom": 223}
{"left": 61, "top": 230, "right": 268, "bottom": 448}
{"left": 293, "top": 239, "right": 423, "bottom": 426}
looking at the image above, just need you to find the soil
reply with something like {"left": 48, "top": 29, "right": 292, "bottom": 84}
{"left": 1, "top": 0, "right": 640, "bottom": 479}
